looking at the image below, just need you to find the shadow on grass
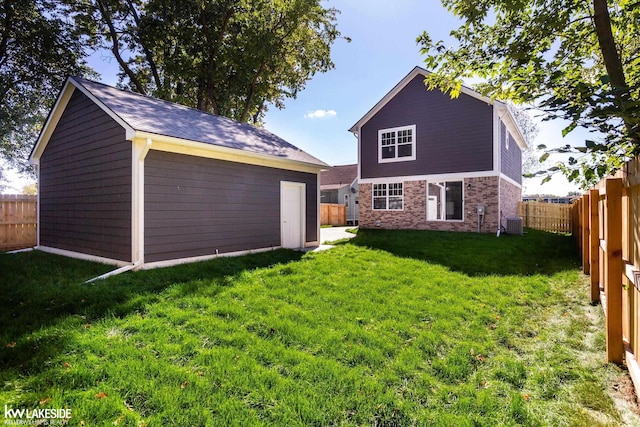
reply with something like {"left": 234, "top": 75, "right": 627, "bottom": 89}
{"left": 0, "top": 249, "right": 303, "bottom": 375}
{"left": 343, "top": 228, "right": 580, "bottom": 277}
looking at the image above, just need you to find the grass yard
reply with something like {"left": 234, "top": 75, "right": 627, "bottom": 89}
{"left": 1, "top": 229, "right": 638, "bottom": 426}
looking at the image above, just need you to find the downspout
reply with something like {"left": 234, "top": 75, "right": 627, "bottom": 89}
{"left": 84, "top": 260, "right": 143, "bottom": 284}
{"left": 85, "top": 137, "right": 151, "bottom": 284}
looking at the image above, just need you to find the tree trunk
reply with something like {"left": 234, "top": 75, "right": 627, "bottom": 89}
{"left": 96, "top": 0, "right": 146, "bottom": 94}
{"left": 592, "top": 0, "right": 626, "bottom": 91}
{"left": 125, "top": 0, "right": 162, "bottom": 92}
{"left": 592, "top": 0, "right": 639, "bottom": 146}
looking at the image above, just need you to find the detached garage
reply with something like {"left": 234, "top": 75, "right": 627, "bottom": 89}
{"left": 29, "top": 77, "right": 327, "bottom": 268}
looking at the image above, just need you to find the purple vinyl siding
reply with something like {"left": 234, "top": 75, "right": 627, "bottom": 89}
{"left": 500, "top": 121, "right": 523, "bottom": 184}
{"left": 360, "top": 75, "right": 494, "bottom": 179}
{"left": 39, "top": 89, "right": 132, "bottom": 261}
{"left": 144, "top": 150, "right": 317, "bottom": 263}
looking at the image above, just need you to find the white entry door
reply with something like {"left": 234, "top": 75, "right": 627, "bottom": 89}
{"left": 281, "top": 182, "right": 305, "bottom": 248}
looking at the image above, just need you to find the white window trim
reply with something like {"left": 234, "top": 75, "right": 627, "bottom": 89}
{"left": 426, "top": 180, "right": 464, "bottom": 222}
{"left": 372, "top": 182, "right": 404, "bottom": 211}
{"left": 378, "top": 125, "right": 416, "bottom": 163}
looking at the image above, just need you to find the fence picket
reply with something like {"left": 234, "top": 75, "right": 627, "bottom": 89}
{"left": 517, "top": 201, "right": 573, "bottom": 233}
{"left": 573, "top": 155, "right": 640, "bottom": 397}
{"left": 0, "top": 195, "right": 37, "bottom": 251}
{"left": 320, "top": 203, "right": 346, "bottom": 226}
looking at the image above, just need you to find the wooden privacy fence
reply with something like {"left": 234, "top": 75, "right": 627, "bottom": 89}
{"left": 573, "top": 156, "right": 640, "bottom": 397}
{"left": 321, "top": 203, "right": 346, "bottom": 226}
{"left": 517, "top": 201, "right": 572, "bottom": 233}
{"left": 0, "top": 195, "right": 37, "bottom": 251}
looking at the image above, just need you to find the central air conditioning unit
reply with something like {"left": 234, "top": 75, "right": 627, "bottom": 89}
{"left": 506, "top": 217, "right": 523, "bottom": 235}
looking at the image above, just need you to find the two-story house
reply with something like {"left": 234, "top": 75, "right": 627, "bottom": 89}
{"left": 349, "top": 67, "right": 526, "bottom": 233}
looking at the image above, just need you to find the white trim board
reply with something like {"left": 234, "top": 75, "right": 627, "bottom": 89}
{"left": 359, "top": 171, "right": 498, "bottom": 185}
{"left": 36, "top": 246, "right": 130, "bottom": 267}
{"left": 141, "top": 246, "right": 281, "bottom": 270}
{"left": 499, "top": 174, "right": 523, "bottom": 189}
{"left": 139, "top": 133, "right": 325, "bottom": 175}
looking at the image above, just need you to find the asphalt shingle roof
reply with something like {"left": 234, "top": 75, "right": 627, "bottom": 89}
{"left": 73, "top": 77, "right": 328, "bottom": 167}
{"left": 320, "top": 164, "right": 357, "bottom": 190}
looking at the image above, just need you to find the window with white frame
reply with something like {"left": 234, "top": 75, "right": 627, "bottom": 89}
{"left": 378, "top": 125, "right": 416, "bottom": 163}
{"left": 372, "top": 182, "right": 403, "bottom": 210}
{"left": 427, "top": 181, "right": 463, "bottom": 221}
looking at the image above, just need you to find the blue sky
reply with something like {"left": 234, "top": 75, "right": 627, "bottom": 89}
{"left": 260, "top": 0, "right": 583, "bottom": 196}
{"left": 5, "top": 0, "right": 582, "bottom": 195}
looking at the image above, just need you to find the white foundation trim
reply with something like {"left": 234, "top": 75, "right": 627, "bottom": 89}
{"left": 141, "top": 246, "right": 281, "bottom": 270}
{"left": 36, "top": 246, "right": 130, "bottom": 267}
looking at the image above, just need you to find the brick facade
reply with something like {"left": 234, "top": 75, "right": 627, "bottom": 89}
{"left": 359, "top": 176, "right": 503, "bottom": 233}
{"left": 499, "top": 177, "right": 522, "bottom": 229}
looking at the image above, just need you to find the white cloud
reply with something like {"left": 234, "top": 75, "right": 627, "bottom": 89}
{"left": 304, "top": 109, "right": 337, "bottom": 119}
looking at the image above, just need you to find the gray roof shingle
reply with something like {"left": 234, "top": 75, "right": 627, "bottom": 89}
{"left": 73, "top": 77, "right": 328, "bottom": 167}
{"left": 320, "top": 164, "right": 357, "bottom": 190}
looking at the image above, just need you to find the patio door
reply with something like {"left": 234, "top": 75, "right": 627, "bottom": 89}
{"left": 281, "top": 181, "right": 305, "bottom": 248}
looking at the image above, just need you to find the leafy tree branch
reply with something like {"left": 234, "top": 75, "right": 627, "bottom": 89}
{"left": 418, "top": 0, "right": 640, "bottom": 188}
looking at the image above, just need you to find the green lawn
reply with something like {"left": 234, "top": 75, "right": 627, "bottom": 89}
{"left": 0, "top": 230, "right": 636, "bottom": 426}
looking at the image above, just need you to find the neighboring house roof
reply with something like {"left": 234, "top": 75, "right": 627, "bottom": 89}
{"left": 30, "top": 76, "right": 328, "bottom": 169}
{"left": 348, "top": 66, "right": 527, "bottom": 150}
{"left": 320, "top": 164, "right": 357, "bottom": 191}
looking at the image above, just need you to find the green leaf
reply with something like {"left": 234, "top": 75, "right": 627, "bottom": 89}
{"left": 561, "top": 122, "right": 577, "bottom": 137}
{"left": 539, "top": 153, "right": 550, "bottom": 163}
{"left": 416, "top": 0, "right": 640, "bottom": 188}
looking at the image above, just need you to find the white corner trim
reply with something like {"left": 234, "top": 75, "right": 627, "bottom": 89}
{"left": 36, "top": 165, "right": 41, "bottom": 247}
{"left": 140, "top": 246, "right": 281, "bottom": 270}
{"left": 36, "top": 246, "right": 130, "bottom": 267}
{"left": 493, "top": 107, "right": 501, "bottom": 176}
{"left": 131, "top": 138, "right": 150, "bottom": 265}
{"left": 316, "top": 174, "right": 322, "bottom": 247}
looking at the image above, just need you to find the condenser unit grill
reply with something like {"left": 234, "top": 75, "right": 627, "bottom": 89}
{"left": 506, "top": 217, "right": 523, "bottom": 235}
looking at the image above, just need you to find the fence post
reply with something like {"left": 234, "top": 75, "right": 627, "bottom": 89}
{"left": 577, "top": 199, "right": 583, "bottom": 251}
{"left": 582, "top": 194, "right": 590, "bottom": 274}
{"left": 589, "top": 188, "right": 600, "bottom": 302}
{"left": 604, "top": 178, "right": 623, "bottom": 364}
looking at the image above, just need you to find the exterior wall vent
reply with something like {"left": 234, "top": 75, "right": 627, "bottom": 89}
{"left": 506, "top": 217, "right": 523, "bottom": 235}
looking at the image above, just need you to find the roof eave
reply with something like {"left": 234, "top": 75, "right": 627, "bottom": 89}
{"left": 29, "top": 77, "right": 136, "bottom": 165}
{"left": 495, "top": 103, "right": 528, "bottom": 150}
{"left": 134, "top": 131, "right": 329, "bottom": 173}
